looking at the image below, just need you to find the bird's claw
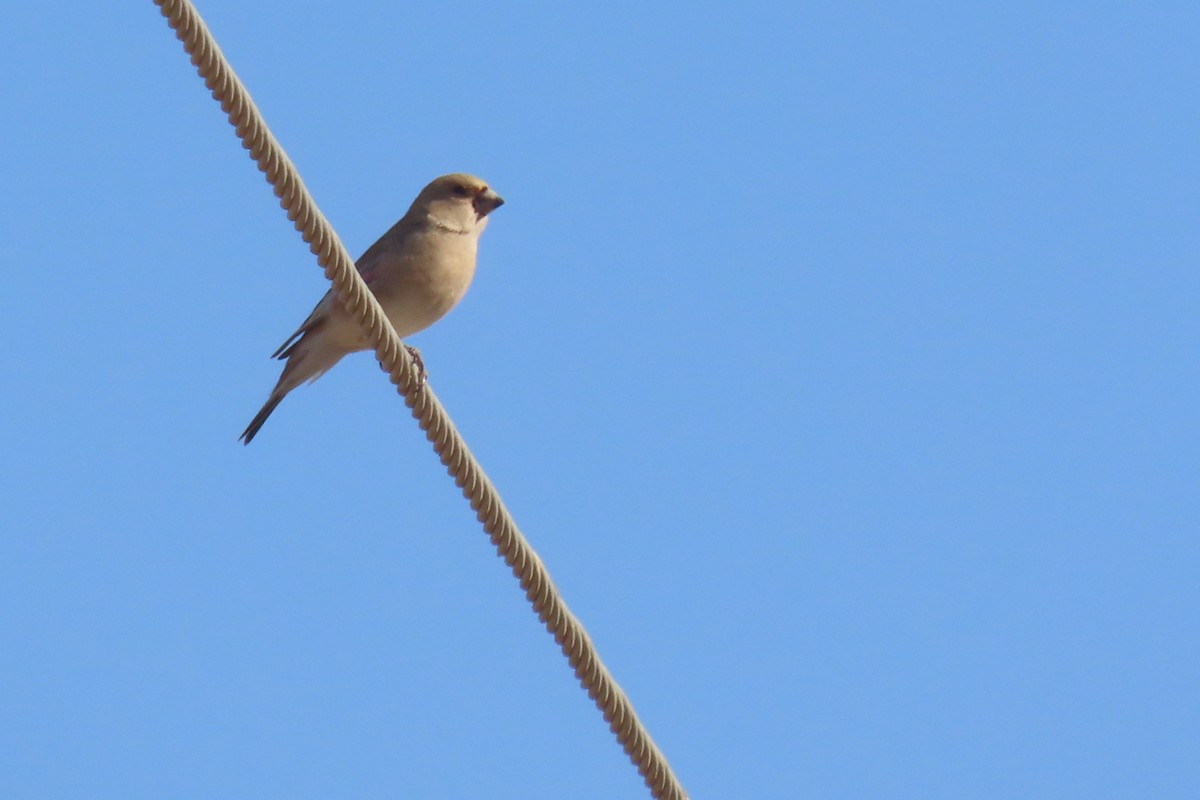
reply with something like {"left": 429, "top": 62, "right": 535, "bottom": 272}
{"left": 404, "top": 344, "right": 427, "bottom": 389}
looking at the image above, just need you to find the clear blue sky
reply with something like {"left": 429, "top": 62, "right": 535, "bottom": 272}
{"left": 2, "top": 2, "right": 1196, "bottom": 797}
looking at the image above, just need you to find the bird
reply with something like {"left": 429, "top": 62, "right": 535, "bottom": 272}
{"left": 239, "top": 173, "right": 504, "bottom": 444}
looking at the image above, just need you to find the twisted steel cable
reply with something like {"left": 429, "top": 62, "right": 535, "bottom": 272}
{"left": 151, "top": 2, "right": 687, "bottom": 798}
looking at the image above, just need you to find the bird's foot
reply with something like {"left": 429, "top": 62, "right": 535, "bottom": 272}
{"left": 404, "top": 344, "right": 427, "bottom": 389}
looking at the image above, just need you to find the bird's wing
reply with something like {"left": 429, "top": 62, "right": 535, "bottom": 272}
{"left": 271, "top": 218, "right": 413, "bottom": 360}
{"left": 271, "top": 292, "right": 331, "bottom": 360}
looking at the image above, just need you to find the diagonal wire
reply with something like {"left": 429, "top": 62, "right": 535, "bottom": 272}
{"left": 150, "top": 2, "right": 688, "bottom": 798}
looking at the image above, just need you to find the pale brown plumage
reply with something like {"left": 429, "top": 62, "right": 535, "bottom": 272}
{"left": 240, "top": 173, "right": 503, "bottom": 444}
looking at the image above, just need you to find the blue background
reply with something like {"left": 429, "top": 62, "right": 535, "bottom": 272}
{"left": 1, "top": 2, "right": 1196, "bottom": 797}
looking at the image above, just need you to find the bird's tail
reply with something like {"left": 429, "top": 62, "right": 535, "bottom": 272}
{"left": 240, "top": 320, "right": 349, "bottom": 445}
{"left": 239, "top": 392, "right": 284, "bottom": 445}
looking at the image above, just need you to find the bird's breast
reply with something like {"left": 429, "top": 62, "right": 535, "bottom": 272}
{"left": 372, "top": 230, "right": 479, "bottom": 338}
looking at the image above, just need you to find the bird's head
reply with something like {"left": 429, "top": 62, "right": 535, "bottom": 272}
{"left": 415, "top": 173, "right": 504, "bottom": 233}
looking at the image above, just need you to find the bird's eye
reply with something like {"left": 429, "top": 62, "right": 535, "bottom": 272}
{"left": 453, "top": 184, "right": 471, "bottom": 197}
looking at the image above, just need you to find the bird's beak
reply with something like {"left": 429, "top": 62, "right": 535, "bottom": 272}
{"left": 474, "top": 189, "right": 505, "bottom": 217}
